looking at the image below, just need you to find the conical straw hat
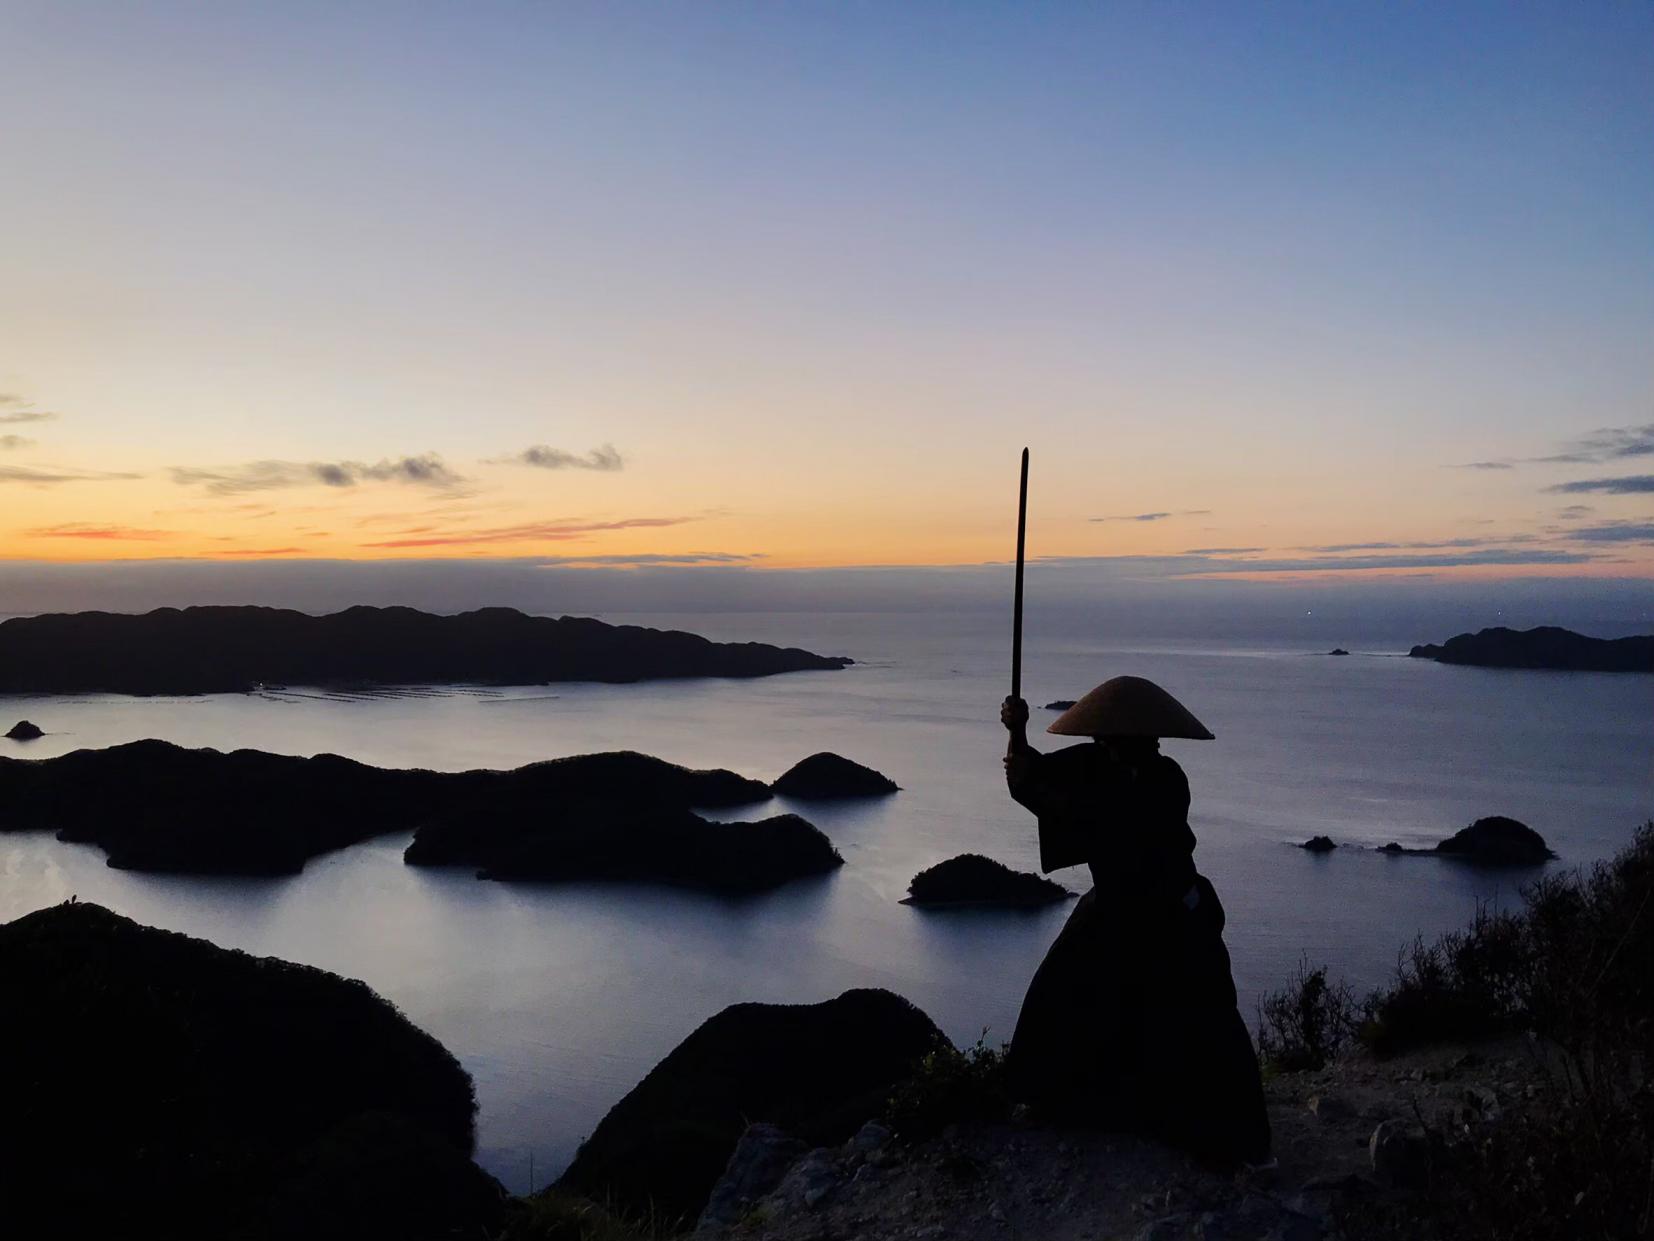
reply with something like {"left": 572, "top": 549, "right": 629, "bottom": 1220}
{"left": 1046, "top": 675, "right": 1214, "bottom": 739}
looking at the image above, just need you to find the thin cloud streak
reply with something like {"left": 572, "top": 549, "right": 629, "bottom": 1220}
{"left": 1533, "top": 422, "right": 1654, "bottom": 464}
{"left": 1090, "top": 509, "right": 1212, "bottom": 523}
{"left": 0, "top": 410, "right": 57, "bottom": 425}
{"left": 0, "top": 435, "right": 35, "bottom": 450}
{"left": 489, "top": 443, "right": 624, "bottom": 471}
{"left": 171, "top": 454, "right": 467, "bottom": 495}
{"left": 362, "top": 516, "right": 695, "bottom": 548}
{"left": 1547, "top": 475, "right": 1654, "bottom": 495}
{"left": 0, "top": 465, "right": 142, "bottom": 485}
{"left": 24, "top": 523, "right": 173, "bottom": 540}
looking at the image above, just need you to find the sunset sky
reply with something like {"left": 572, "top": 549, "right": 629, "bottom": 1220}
{"left": 2, "top": 3, "right": 1651, "bottom": 589}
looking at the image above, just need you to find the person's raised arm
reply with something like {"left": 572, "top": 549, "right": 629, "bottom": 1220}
{"left": 1001, "top": 695, "right": 1043, "bottom": 808}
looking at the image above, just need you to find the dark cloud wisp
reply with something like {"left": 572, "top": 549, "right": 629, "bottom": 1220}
{"left": 490, "top": 444, "right": 624, "bottom": 471}
{"left": 1090, "top": 509, "right": 1212, "bottom": 523}
{"left": 1547, "top": 475, "right": 1654, "bottom": 495}
{"left": 0, "top": 465, "right": 142, "bottom": 485}
{"left": 171, "top": 454, "right": 467, "bottom": 496}
{"left": 1535, "top": 422, "right": 1654, "bottom": 465}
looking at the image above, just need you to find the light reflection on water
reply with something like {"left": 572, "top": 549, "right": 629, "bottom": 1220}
{"left": 0, "top": 611, "right": 1648, "bottom": 1190}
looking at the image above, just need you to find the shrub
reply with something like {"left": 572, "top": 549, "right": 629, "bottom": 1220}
{"left": 1256, "top": 957, "right": 1359, "bottom": 1071}
{"left": 884, "top": 1031, "right": 1011, "bottom": 1140}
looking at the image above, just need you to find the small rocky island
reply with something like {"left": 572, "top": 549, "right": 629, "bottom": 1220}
{"left": 1300, "top": 835, "right": 1337, "bottom": 853}
{"left": 902, "top": 854, "right": 1073, "bottom": 908}
{"left": 1044, "top": 700, "right": 1077, "bottom": 710}
{"left": 4, "top": 719, "right": 42, "bottom": 740}
{"left": 0, "top": 604, "right": 852, "bottom": 694}
{"left": 1378, "top": 816, "right": 1555, "bottom": 865}
{"left": 1409, "top": 626, "right": 1653, "bottom": 673}
{"left": 0, "top": 902, "right": 500, "bottom": 1238}
{"left": 1327, "top": 648, "right": 1349, "bottom": 657}
{"left": 771, "top": 752, "right": 900, "bottom": 799}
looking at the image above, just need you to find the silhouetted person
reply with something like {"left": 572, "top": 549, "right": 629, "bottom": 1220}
{"left": 1000, "top": 677, "right": 1270, "bottom": 1165}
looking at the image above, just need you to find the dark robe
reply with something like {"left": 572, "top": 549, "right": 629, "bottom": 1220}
{"left": 1005, "top": 742, "right": 1270, "bottom": 1164}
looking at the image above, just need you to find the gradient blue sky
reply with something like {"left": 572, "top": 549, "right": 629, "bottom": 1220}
{"left": 1, "top": 2, "right": 1650, "bottom": 581}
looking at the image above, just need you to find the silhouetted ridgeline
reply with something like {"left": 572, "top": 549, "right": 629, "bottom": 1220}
{"left": 1408, "top": 625, "right": 1653, "bottom": 672}
{"left": 0, "top": 741, "right": 846, "bottom": 885}
{"left": 0, "top": 901, "right": 500, "bottom": 1239}
{"left": 0, "top": 605, "right": 851, "bottom": 694}
{"left": 556, "top": 989, "right": 945, "bottom": 1224}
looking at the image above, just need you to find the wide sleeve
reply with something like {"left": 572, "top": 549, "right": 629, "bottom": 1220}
{"left": 1006, "top": 745, "right": 1100, "bottom": 874}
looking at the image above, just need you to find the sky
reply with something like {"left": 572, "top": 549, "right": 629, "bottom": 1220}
{"left": 1, "top": 2, "right": 1651, "bottom": 610}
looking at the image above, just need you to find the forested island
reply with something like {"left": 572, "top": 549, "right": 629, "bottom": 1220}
{"left": 0, "top": 605, "right": 851, "bottom": 694}
{"left": 0, "top": 740, "right": 838, "bottom": 887}
{"left": 1408, "top": 625, "right": 1653, "bottom": 672}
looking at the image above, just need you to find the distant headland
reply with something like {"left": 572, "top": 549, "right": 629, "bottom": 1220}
{"left": 0, "top": 605, "right": 851, "bottom": 695}
{"left": 1408, "top": 626, "right": 1652, "bottom": 673}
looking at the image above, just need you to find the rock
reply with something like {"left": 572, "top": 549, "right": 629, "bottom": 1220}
{"left": 3, "top": 720, "right": 42, "bottom": 741}
{"left": 697, "top": 1123, "right": 808, "bottom": 1233}
{"left": 1307, "top": 1093, "right": 1354, "bottom": 1121}
{"left": 1369, "top": 1119, "right": 1430, "bottom": 1189}
{"left": 1327, "top": 649, "right": 1349, "bottom": 657}
{"left": 1434, "top": 816, "right": 1555, "bottom": 865}
{"left": 1044, "top": 700, "right": 1078, "bottom": 710}
{"left": 1378, "top": 842, "right": 1405, "bottom": 854}
{"left": 768, "top": 1147, "right": 845, "bottom": 1211}
{"left": 0, "top": 604, "right": 852, "bottom": 694}
{"left": 902, "top": 853, "right": 1073, "bottom": 908}
{"left": 0, "top": 902, "right": 487, "bottom": 1238}
{"left": 849, "top": 1120, "right": 893, "bottom": 1155}
{"left": 1299, "top": 835, "right": 1336, "bottom": 853}
{"left": 0, "top": 739, "right": 825, "bottom": 885}
{"left": 1408, "top": 626, "right": 1653, "bottom": 673}
{"left": 1136, "top": 1198, "right": 1324, "bottom": 1241}
{"left": 772, "top": 752, "right": 900, "bottom": 799}
{"left": 556, "top": 988, "right": 945, "bottom": 1223}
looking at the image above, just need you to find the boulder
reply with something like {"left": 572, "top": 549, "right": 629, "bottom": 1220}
{"left": 902, "top": 854, "right": 1073, "bottom": 908}
{"left": 4, "top": 719, "right": 42, "bottom": 741}
{"left": 1369, "top": 1119, "right": 1430, "bottom": 1189}
{"left": 1435, "top": 816, "right": 1555, "bottom": 865}
{"left": 0, "top": 902, "right": 488, "bottom": 1238}
{"left": 557, "top": 988, "right": 945, "bottom": 1224}
{"left": 696, "top": 1123, "right": 807, "bottom": 1234}
{"left": 771, "top": 752, "right": 899, "bottom": 799}
{"left": 1299, "top": 836, "right": 1337, "bottom": 853}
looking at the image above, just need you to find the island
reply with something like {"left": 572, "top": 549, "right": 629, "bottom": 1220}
{"left": 1408, "top": 626, "right": 1653, "bottom": 673}
{"left": 771, "top": 752, "right": 900, "bottom": 799}
{"left": 557, "top": 989, "right": 945, "bottom": 1223}
{"left": 902, "top": 854, "right": 1073, "bottom": 907}
{"left": 0, "top": 740, "right": 776, "bottom": 877}
{"left": 408, "top": 808, "right": 844, "bottom": 892}
{"left": 1376, "top": 817, "right": 1555, "bottom": 866}
{"left": 1327, "top": 648, "right": 1349, "bottom": 657}
{"left": 1044, "top": 699, "right": 1078, "bottom": 710}
{"left": 4, "top": 719, "right": 42, "bottom": 740}
{"left": 0, "top": 604, "right": 852, "bottom": 694}
{"left": 0, "top": 901, "right": 501, "bottom": 1238}
{"left": 1299, "top": 835, "right": 1337, "bottom": 852}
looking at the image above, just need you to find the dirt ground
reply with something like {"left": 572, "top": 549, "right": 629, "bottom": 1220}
{"left": 705, "top": 1037, "right": 1546, "bottom": 1241}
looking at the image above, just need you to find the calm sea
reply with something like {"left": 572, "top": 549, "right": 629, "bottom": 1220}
{"left": 1, "top": 610, "right": 1649, "bottom": 1191}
